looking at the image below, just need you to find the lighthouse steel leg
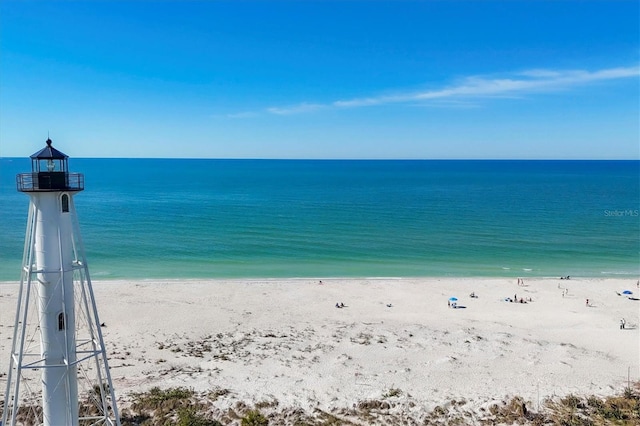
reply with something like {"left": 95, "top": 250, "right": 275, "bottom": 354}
{"left": 3, "top": 202, "right": 40, "bottom": 425}
{"left": 69, "top": 195, "right": 121, "bottom": 425}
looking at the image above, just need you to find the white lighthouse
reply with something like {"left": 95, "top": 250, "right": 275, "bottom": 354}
{"left": 2, "top": 139, "right": 120, "bottom": 426}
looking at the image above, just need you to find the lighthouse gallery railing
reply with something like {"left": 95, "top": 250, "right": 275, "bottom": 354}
{"left": 17, "top": 172, "right": 84, "bottom": 192}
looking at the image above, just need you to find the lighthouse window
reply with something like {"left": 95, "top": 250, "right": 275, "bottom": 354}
{"left": 58, "top": 313, "right": 66, "bottom": 330}
{"left": 61, "top": 194, "right": 69, "bottom": 213}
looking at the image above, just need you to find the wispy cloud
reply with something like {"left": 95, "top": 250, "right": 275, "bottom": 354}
{"left": 266, "top": 103, "right": 326, "bottom": 115}
{"left": 234, "top": 65, "right": 639, "bottom": 117}
{"left": 330, "top": 65, "right": 639, "bottom": 109}
{"left": 222, "top": 111, "right": 259, "bottom": 119}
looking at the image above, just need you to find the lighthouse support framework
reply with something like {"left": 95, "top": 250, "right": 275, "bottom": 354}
{"left": 2, "top": 194, "right": 120, "bottom": 426}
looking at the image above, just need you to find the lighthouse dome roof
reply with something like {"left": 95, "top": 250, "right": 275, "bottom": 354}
{"left": 30, "top": 138, "right": 68, "bottom": 160}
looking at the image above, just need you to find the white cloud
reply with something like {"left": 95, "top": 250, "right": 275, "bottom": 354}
{"left": 250, "top": 64, "right": 639, "bottom": 116}
{"left": 266, "top": 103, "right": 325, "bottom": 115}
{"left": 221, "top": 111, "right": 259, "bottom": 119}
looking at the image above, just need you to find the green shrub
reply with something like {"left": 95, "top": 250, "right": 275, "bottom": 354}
{"left": 382, "top": 388, "right": 402, "bottom": 398}
{"left": 132, "top": 386, "right": 194, "bottom": 409}
{"left": 241, "top": 409, "right": 268, "bottom": 426}
{"left": 176, "top": 407, "right": 222, "bottom": 426}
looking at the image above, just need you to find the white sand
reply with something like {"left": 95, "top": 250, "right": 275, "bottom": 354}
{"left": 1, "top": 277, "right": 638, "bottom": 418}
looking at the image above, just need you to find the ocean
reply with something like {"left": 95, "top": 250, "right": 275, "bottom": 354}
{"left": 0, "top": 158, "right": 638, "bottom": 280}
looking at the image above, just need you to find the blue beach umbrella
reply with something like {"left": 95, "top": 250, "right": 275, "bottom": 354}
{"left": 622, "top": 290, "right": 633, "bottom": 295}
{"left": 449, "top": 297, "right": 458, "bottom": 301}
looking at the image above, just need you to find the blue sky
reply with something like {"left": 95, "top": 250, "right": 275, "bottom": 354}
{"left": 0, "top": 1, "right": 638, "bottom": 159}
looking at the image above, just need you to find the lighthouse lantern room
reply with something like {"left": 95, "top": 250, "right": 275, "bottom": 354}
{"left": 3, "top": 138, "right": 120, "bottom": 426}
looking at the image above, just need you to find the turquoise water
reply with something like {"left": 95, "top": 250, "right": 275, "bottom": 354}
{"left": 0, "top": 158, "right": 638, "bottom": 280}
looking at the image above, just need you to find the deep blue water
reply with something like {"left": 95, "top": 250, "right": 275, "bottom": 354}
{"left": 1, "top": 158, "right": 638, "bottom": 280}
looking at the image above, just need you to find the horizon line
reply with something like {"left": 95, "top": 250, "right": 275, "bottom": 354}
{"left": 2, "top": 156, "right": 639, "bottom": 161}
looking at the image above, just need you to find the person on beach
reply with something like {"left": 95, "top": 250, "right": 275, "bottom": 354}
{"left": 620, "top": 318, "right": 626, "bottom": 329}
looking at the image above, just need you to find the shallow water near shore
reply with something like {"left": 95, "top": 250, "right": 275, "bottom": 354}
{"left": 0, "top": 158, "right": 638, "bottom": 280}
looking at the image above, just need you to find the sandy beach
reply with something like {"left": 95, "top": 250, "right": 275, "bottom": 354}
{"left": 1, "top": 277, "right": 638, "bottom": 422}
